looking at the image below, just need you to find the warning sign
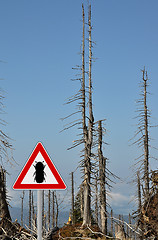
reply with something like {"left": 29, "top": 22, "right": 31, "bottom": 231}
{"left": 13, "top": 142, "right": 66, "bottom": 190}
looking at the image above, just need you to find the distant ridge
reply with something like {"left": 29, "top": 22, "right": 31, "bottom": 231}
{"left": 9, "top": 206, "right": 69, "bottom": 227}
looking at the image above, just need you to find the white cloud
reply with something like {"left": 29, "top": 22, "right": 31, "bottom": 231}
{"left": 108, "top": 192, "right": 131, "bottom": 207}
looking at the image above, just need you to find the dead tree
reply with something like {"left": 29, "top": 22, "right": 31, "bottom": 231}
{"left": 137, "top": 171, "right": 144, "bottom": 240}
{"left": 80, "top": 184, "right": 84, "bottom": 219}
{"left": 142, "top": 68, "right": 150, "bottom": 199}
{"left": 52, "top": 191, "right": 55, "bottom": 228}
{"left": 0, "top": 167, "right": 11, "bottom": 220}
{"left": 129, "top": 213, "right": 132, "bottom": 239}
{"left": 132, "top": 67, "right": 151, "bottom": 198}
{"left": 81, "top": 3, "right": 90, "bottom": 227}
{"left": 20, "top": 190, "right": 25, "bottom": 226}
{"left": 82, "top": 3, "right": 95, "bottom": 227}
{"left": 54, "top": 192, "right": 58, "bottom": 227}
{"left": 61, "top": 3, "right": 93, "bottom": 227}
{"left": 94, "top": 173, "right": 98, "bottom": 225}
{"left": 71, "top": 172, "right": 75, "bottom": 224}
{"left": 131, "top": 67, "right": 154, "bottom": 237}
{"left": 0, "top": 87, "right": 13, "bottom": 223}
{"left": 111, "top": 209, "right": 113, "bottom": 237}
{"left": 98, "top": 121, "right": 107, "bottom": 234}
{"left": 62, "top": 3, "right": 116, "bottom": 228}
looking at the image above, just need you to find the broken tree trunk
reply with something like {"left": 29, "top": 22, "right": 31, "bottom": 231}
{"left": 142, "top": 68, "right": 150, "bottom": 200}
{"left": 71, "top": 172, "right": 75, "bottom": 224}
{"left": 98, "top": 121, "right": 107, "bottom": 234}
{"left": 137, "top": 171, "right": 144, "bottom": 239}
{"left": 21, "top": 190, "right": 25, "bottom": 226}
{"left": 80, "top": 184, "right": 84, "bottom": 219}
{"left": 111, "top": 209, "right": 113, "bottom": 237}
{"left": 94, "top": 174, "right": 98, "bottom": 225}
{"left": 0, "top": 167, "right": 11, "bottom": 221}
{"left": 52, "top": 191, "right": 55, "bottom": 228}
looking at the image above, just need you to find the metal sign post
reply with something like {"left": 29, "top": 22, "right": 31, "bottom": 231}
{"left": 37, "top": 190, "right": 42, "bottom": 240}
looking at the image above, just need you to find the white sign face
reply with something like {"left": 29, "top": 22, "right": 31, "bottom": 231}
{"left": 21, "top": 152, "right": 58, "bottom": 185}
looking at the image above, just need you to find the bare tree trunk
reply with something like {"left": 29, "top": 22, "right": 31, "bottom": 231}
{"left": 0, "top": 166, "right": 6, "bottom": 198}
{"left": 21, "top": 190, "right": 25, "bottom": 226}
{"left": 71, "top": 172, "right": 74, "bottom": 224}
{"left": 48, "top": 190, "right": 51, "bottom": 231}
{"left": 55, "top": 192, "right": 58, "bottom": 227}
{"left": 52, "top": 191, "right": 55, "bottom": 228}
{"left": 137, "top": 171, "right": 144, "bottom": 240}
{"left": 129, "top": 213, "right": 132, "bottom": 239}
{"left": 80, "top": 184, "right": 84, "bottom": 219}
{"left": 142, "top": 68, "right": 150, "bottom": 200}
{"left": 126, "top": 222, "right": 129, "bottom": 238}
{"left": 111, "top": 209, "right": 113, "bottom": 237}
{"left": 29, "top": 190, "right": 32, "bottom": 229}
{"left": 0, "top": 167, "right": 11, "bottom": 221}
{"left": 98, "top": 121, "right": 107, "bottom": 234}
{"left": 83, "top": 3, "right": 94, "bottom": 227}
{"left": 31, "top": 191, "right": 36, "bottom": 230}
{"left": 94, "top": 174, "right": 98, "bottom": 225}
{"left": 82, "top": 3, "right": 91, "bottom": 227}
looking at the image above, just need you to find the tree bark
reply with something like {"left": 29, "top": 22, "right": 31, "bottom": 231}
{"left": 111, "top": 209, "right": 113, "bottom": 237}
{"left": 32, "top": 191, "right": 36, "bottom": 230}
{"left": 142, "top": 68, "right": 150, "bottom": 200}
{"left": 94, "top": 174, "right": 98, "bottom": 225}
{"left": 55, "top": 192, "right": 58, "bottom": 227}
{"left": 0, "top": 167, "right": 11, "bottom": 221}
{"left": 137, "top": 171, "right": 144, "bottom": 239}
{"left": 128, "top": 213, "right": 132, "bottom": 239}
{"left": 52, "top": 191, "right": 55, "bottom": 228}
{"left": 21, "top": 190, "right": 24, "bottom": 226}
{"left": 80, "top": 184, "right": 84, "bottom": 219}
{"left": 98, "top": 121, "right": 107, "bottom": 234}
{"left": 82, "top": 3, "right": 91, "bottom": 227}
{"left": 71, "top": 172, "right": 74, "bottom": 224}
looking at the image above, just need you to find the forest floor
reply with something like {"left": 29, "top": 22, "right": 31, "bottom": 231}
{"left": 52, "top": 224, "right": 111, "bottom": 240}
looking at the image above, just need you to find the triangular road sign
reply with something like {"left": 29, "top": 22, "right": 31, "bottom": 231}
{"left": 13, "top": 142, "right": 66, "bottom": 190}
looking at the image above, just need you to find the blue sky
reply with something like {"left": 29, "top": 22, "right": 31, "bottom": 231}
{"left": 0, "top": 0, "right": 158, "bottom": 215}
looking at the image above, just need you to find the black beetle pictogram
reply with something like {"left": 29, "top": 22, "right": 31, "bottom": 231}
{"left": 33, "top": 161, "right": 46, "bottom": 183}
